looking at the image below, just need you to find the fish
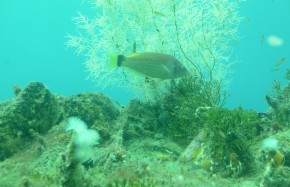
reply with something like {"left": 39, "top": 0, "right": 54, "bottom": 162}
{"left": 271, "top": 56, "right": 286, "bottom": 71}
{"left": 109, "top": 52, "right": 189, "bottom": 79}
{"left": 271, "top": 67, "right": 280, "bottom": 71}
{"left": 245, "top": 16, "right": 250, "bottom": 24}
{"left": 276, "top": 56, "right": 286, "bottom": 66}
{"left": 261, "top": 33, "right": 264, "bottom": 45}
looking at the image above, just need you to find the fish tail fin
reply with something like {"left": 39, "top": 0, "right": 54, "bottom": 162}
{"left": 109, "top": 54, "right": 118, "bottom": 68}
{"left": 109, "top": 54, "right": 124, "bottom": 68}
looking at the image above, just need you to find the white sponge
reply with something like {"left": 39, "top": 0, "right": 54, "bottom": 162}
{"left": 262, "top": 137, "right": 279, "bottom": 151}
{"left": 66, "top": 117, "right": 100, "bottom": 163}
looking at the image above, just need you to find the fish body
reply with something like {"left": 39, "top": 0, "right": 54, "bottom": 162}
{"left": 261, "top": 33, "right": 264, "bottom": 45}
{"left": 271, "top": 56, "right": 286, "bottom": 71}
{"left": 276, "top": 56, "right": 286, "bottom": 66}
{"left": 109, "top": 52, "right": 188, "bottom": 79}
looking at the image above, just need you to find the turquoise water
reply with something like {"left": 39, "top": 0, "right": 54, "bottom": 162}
{"left": 227, "top": 0, "right": 290, "bottom": 111}
{"left": 0, "top": 0, "right": 289, "bottom": 112}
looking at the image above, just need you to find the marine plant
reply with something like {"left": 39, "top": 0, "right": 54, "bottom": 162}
{"left": 67, "top": 0, "right": 242, "bottom": 99}
{"left": 199, "top": 108, "right": 260, "bottom": 177}
{"left": 266, "top": 69, "right": 290, "bottom": 124}
{"left": 122, "top": 75, "right": 228, "bottom": 147}
{"left": 107, "top": 178, "right": 157, "bottom": 187}
{"left": 160, "top": 75, "right": 228, "bottom": 146}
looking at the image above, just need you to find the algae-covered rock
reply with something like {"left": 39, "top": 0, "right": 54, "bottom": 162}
{"left": 123, "top": 99, "right": 161, "bottom": 140}
{"left": 0, "top": 82, "right": 60, "bottom": 160}
{"left": 0, "top": 82, "right": 60, "bottom": 135}
{"left": 62, "top": 92, "right": 120, "bottom": 143}
{"left": 1, "top": 71, "right": 290, "bottom": 186}
{"left": 63, "top": 92, "right": 119, "bottom": 127}
{"left": 263, "top": 167, "right": 290, "bottom": 187}
{"left": 0, "top": 83, "right": 121, "bottom": 161}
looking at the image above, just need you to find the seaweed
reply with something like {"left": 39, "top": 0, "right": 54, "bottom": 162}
{"left": 266, "top": 69, "right": 290, "bottom": 124}
{"left": 199, "top": 108, "right": 260, "bottom": 177}
{"left": 160, "top": 76, "right": 228, "bottom": 146}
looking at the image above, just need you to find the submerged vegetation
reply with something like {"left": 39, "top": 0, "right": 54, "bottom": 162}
{"left": 1, "top": 75, "right": 290, "bottom": 186}
{"left": 266, "top": 69, "right": 290, "bottom": 125}
{"left": 200, "top": 108, "right": 260, "bottom": 177}
{"left": 161, "top": 76, "right": 227, "bottom": 146}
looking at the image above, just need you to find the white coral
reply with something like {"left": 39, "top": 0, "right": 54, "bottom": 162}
{"left": 68, "top": 0, "right": 242, "bottom": 98}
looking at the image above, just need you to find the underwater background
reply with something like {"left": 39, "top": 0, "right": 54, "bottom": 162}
{"left": 0, "top": 0, "right": 289, "bottom": 112}
{"left": 1, "top": 1, "right": 290, "bottom": 187}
